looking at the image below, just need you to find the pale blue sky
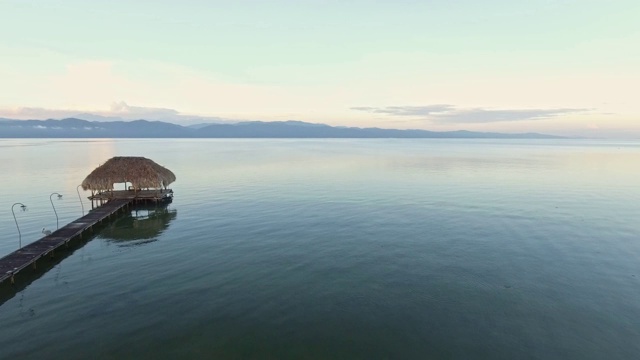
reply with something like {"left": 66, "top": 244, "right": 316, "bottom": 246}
{"left": 1, "top": 0, "right": 639, "bottom": 137}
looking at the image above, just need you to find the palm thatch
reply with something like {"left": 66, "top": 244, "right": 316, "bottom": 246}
{"left": 82, "top": 156, "right": 176, "bottom": 191}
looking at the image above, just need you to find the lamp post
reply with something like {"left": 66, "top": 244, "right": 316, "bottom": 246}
{"left": 76, "top": 185, "right": 85, "bottom": 216}
{"left": 50, "top": 192, "right": 63, "bottom": 229}
{"left": 11, "top": 202, "right": 27, "bottom": 249}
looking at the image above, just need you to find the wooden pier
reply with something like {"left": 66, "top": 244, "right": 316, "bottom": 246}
{"left": 0, "top": 199, "right": 132, "bottom": 285}
{"left": 89, "top": 189, "right": 173, "bottom": 208}
{"left": 2, "top": 156, "right": 176, "bottom": 287}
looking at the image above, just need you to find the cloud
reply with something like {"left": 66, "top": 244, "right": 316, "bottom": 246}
{"left": 109, "top": 101, "right": 180, "bottom": 118}
{"left": 351, "top": 105, "right": 454, "bottom": 116}
{"left": 352, "top": 105, "right": 589, "bottom": 123}
{"left": 0, "top": 102, "right": 236, "bottom": 125}
{"left": 430, "top": 108, "right": 588, "bottom": 123}
{"left": 0, "top": 107, "right": 80, "bottom": 120}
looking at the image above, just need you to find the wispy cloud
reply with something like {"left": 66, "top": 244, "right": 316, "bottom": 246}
{"left": 351, "top": 105, "right": 590, "bottom": 123}
{"left": 351, "top": 105, "right": 454, "bottom": 116}
{"left": 109, "top": 101, "right": 180, "bottom": 118}
{"left": 0, "top": 107, "right": 79, "bottom": 120}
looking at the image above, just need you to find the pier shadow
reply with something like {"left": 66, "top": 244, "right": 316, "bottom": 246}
{"left": 0, "top": 204, "right": 177, "bottom": 306}
{"left": 0, "top": 229, "right": 101, "bottom": 305}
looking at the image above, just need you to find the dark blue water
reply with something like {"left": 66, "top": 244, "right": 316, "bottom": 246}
{"left": 0, "top": 139, "right": 639, "bottom": 359}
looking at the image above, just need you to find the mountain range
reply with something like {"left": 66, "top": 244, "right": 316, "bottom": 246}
{"left": 0, "top": 118, "right": 563, "bottom": 139}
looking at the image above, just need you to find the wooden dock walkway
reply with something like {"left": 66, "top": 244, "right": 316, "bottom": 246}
{"left": 89, "top": 189, "right": 173, "bottom": 202}
{"left": 0, "top": 199, "right": 132, "bottom": 285}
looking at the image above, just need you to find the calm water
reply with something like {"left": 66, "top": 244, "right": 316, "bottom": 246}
{"left": 0, "top": 139, "right": 639, "bottom": 359}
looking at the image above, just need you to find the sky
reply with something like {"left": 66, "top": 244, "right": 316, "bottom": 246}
{"left": 0, "top": 0, "right": 639, "bottom": 137}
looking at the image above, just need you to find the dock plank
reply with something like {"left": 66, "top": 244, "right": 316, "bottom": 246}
{"left": 0, "top": 199, "right": 131, "bottom": 284}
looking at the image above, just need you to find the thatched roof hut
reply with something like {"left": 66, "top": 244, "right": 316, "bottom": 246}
{"left": 82, "top": 156, "right": 176, "bottom": 191}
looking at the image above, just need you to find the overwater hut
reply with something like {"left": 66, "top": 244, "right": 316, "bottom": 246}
{"left": 82, "top": 156, "right": 175, "bottom": 206}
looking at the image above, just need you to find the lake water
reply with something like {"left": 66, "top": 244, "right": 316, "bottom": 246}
{"left": 0, "top": 139, "right": 639, "bottom": 359}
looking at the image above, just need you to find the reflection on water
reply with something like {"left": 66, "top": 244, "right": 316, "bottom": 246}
{"left": 100, "top": 205, "right": 177, "bottom": 246}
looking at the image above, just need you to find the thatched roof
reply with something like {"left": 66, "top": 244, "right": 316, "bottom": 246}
{"left": 82, "top": 156, "right": 176, "bottom": 191}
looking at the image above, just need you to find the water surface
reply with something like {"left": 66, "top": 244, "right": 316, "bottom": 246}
{"left": 0, "top": 139, "right": 639, "bottom": 359}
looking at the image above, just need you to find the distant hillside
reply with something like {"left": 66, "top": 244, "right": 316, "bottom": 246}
{"left": 0, "top": 118, "right": 191, "bottom": 138}
{"left": 0, "top": 118, "right": 564, "bottom": 139}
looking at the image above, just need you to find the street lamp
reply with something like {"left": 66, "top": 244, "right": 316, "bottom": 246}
{"left": 11, "top": 202, "right": 27, "bottom": 249}
{"left": 50, "top": 192, "right": 63, "bottom": 229}
{"left": 76, "top": 185, "right": 85, "bottom": 216}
